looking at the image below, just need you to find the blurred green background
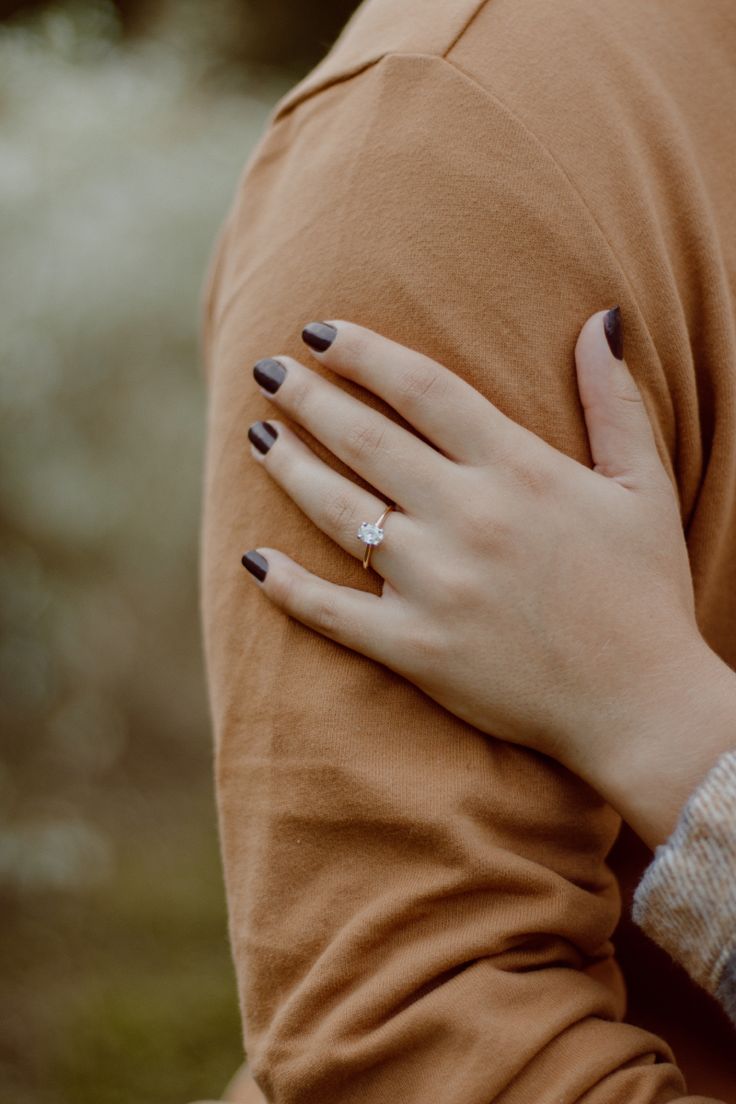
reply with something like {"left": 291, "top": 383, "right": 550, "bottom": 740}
{"left": 0, "top": 2, "right": 358, "bottom": 1101}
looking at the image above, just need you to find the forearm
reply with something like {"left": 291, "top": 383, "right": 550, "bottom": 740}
{"left": 577, "top": 638, "right": 736, "bottom": 851}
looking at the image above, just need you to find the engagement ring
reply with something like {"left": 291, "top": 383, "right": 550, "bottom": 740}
{"left": 357, "top": 503, "right": 395, "bottom": 570}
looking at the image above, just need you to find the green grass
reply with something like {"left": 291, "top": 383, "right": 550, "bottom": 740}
{"left": 1, "top": 789, "right": 244, "bottom": 1104}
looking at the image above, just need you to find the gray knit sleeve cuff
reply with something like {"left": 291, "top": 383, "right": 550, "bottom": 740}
{"left": 631, "top": 748, "right": 736, "bottom": 1027}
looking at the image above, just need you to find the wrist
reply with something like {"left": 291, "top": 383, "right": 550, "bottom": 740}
{"left": 573, "top": 636, "right": 736, "bottom": 850}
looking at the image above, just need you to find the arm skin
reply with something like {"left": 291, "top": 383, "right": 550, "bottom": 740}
{"left": 587, "top": 646, "right": 736, "bottom": 852}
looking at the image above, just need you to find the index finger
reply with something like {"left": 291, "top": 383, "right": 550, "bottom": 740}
{"left": 301, "top": 319, "right": 515, "bottom": 464}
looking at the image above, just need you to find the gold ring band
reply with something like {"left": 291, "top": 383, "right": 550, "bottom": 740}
{"left": 357, "top": 503, "right": 395, "bottom": 570}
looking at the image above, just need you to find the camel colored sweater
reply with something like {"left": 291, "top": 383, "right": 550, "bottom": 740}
{"left": 201, "top": 1, "right": 736, "bottom": 1100}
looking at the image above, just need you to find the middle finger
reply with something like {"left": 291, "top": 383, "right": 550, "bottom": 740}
{"left": 253, "top": 354, "right": 447, "bottom": 512}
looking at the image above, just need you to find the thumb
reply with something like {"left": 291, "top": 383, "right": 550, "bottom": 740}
{"left": 575, "top": 307, "right": 662, "bottom": 488}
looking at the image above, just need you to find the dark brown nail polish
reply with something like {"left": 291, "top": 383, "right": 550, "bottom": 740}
{"left": 248, "top": 420, "right": 278, "bottom": 455}
{"left": 604, "top": 306, "right": 624, "bottom": 360}
{"left": 302, "top": 321, "right": 337, "bottom": 352}
{"left": 242, "top": 550, "right": 268, "bottom": 581}
{"left": 253, "top": 358, "right": 286, "bottom": 393}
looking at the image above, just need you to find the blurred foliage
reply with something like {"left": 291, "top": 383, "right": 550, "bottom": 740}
{"left": 0, "top": 0, "right": 361, "bottom": 72}
{"left": 0, "top": 0, "right": 364, "bottom": 1100}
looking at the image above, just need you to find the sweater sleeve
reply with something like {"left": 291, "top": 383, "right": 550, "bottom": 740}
{"left": 201, "top": 50, "right": 729, "bottom": 1103}
{"left": 632, "top": 749, "right": 736, "bottom": 1029}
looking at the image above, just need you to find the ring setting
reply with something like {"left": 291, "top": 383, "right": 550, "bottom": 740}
{"left": 357, "top": 503, "right": 395, "bottom": 569}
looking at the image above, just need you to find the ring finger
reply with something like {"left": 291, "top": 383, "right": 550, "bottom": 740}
{"left": 248, "top": 418, "right": 414, "bottom": 582}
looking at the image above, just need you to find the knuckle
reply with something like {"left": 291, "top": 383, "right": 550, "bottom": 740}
{"left": 320, "top": 488, "right": 359, "bottom": 534}
{"left": 401, "top": 621, "right": 444, "bottom": 672}
{"left": 491, "top": 436, "right": 555, "bottom": 500}
{"left": 462, "top": 505, "right": 499, "bottom": 549}
{"left": 439, "top": 566, "right": 483, "bottom": 609}
{"left": 396, "top": 363, "right": 447, "bottom": 410}
{"left": 342, "top": 419, "right": 386, "bottom": 464}
{"left": 462, "top": 504, "right": 514, "bottom": 555}
{"left": 308, "top": 592, "right": 342, "bottom": 636}
{"left": 614, "top": 383, "right": 644, "bottom": 406}
{"left": 511, "top": 457, "right": 554, "bottom": 498}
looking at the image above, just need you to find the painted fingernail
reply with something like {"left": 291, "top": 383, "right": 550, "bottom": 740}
{"left": 242, "top": 550, "right": 268, "bottom": 581}
{"left": 603, "top": 306, "right": 624, "bottom": 360}
{"left": 248, "top": 420, "right": 278, "bottom": 455}
{"left": 253, "top": 357, "right": 286, "bottom": 393}
{"left": 302, "top": 321, "right": 337, "bottom": 352}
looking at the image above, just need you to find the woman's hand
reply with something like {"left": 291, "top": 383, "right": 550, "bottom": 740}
{"left": 241, "top": 310, "right": 730, "bottom": 828}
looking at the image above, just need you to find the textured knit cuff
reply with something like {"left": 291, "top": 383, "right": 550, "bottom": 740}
{"left": 631, "top": 748, "right": 736, "bottom": 1027}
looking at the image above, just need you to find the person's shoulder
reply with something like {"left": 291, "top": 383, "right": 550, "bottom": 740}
{"left": 445, "top": 0, "right": 658, "bottom": 108}
{"left": 271, "top": 0, "right": 487, "bottom": 121}
{"left": 274, "top": 0, "right": 730, "bottom": 130}
{"left": 445, "top": 0, "right": 735, "bottom": 136}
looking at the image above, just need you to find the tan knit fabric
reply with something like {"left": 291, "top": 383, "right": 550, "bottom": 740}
{"left": 633, "top": 750, "right": 736, "bottom": 1027}
{"left": 201, "top": 1, "right": 736, "bottom": 1100}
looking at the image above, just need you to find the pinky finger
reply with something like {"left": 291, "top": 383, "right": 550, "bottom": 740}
{"left": 241, "top": 546, "right": 395, "bottom": 662}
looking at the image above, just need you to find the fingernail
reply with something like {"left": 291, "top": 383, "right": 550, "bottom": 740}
{"left": 302, "top": 321, "right": 337, "bottom": 352}
{"left": 603, "top": 306, "right": 624, "bottom": 360}
{"left": 242, "top": 550, "right": 268, "bottom": 581}
{"left": 248, "top": 420, "right": 278, "bottom": 455}
{"left": 253, "top": 357, "right": 286, "bottom": 394}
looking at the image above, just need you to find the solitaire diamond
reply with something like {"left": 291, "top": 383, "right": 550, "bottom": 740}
{"left": 357, "top": 522, "right": 384, "bottom": 546}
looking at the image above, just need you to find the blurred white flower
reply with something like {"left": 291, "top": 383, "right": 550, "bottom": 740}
{"left": 0, "top": 817, "right": 113, "bottom": 890}
{"left": 0, "top": 3, "right": 289, "bottom": 890}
